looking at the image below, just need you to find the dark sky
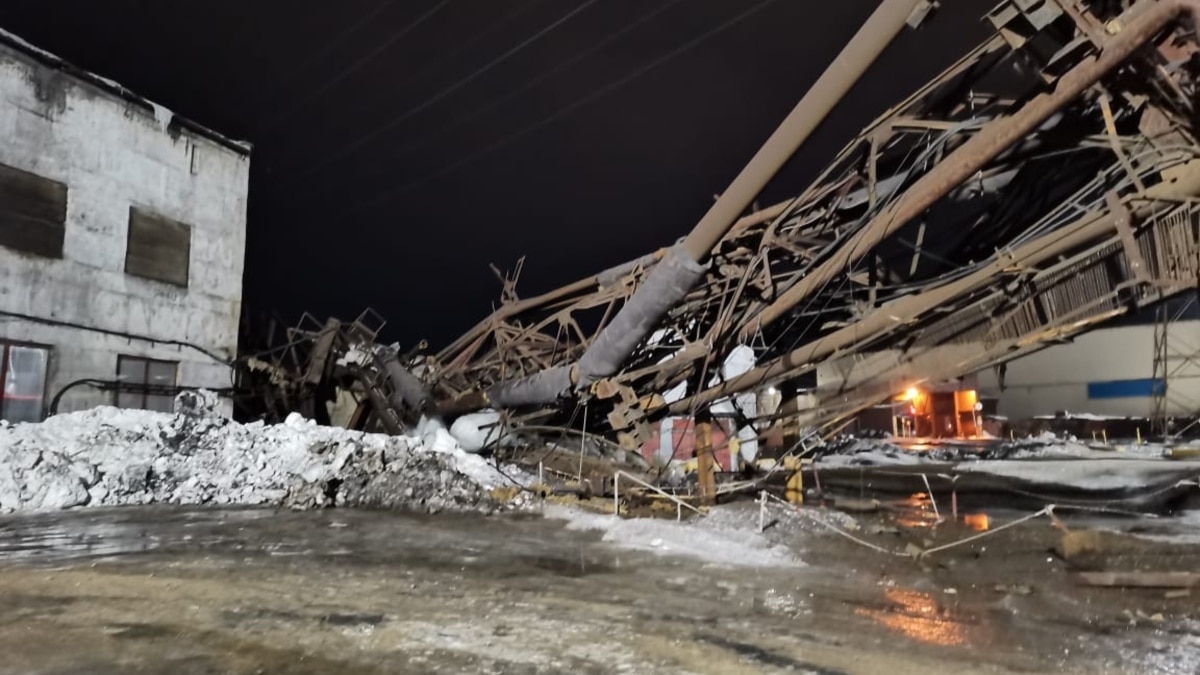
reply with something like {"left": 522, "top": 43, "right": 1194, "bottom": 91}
{"left": 0, "top": 0, "right": 993, "bottom": 349}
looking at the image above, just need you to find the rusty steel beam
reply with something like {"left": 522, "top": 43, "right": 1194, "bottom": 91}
{"left": 680, "top": 0, "right": 927, "bottom": 261}
{"left": 664, "top": 206, "right": 1125, "bottom": 414}
{"left": 478, "top": 0, "right": 927, "bottom": 408}
{"left": 436, "top": 200, "right": 800, "bottom": 366}
{"left": 739, "top": 0, "right": 1200, "bottom": 341}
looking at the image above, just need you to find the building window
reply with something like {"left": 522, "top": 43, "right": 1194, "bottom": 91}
{"left": 0, "top": 162, "right": 67, "bottom": 259}
{"left": 116, "top": 356, "right": 178, "bottom": 413}
{"left": 0, "top": 342, "right": 50, "bottom": 423}
{"left": 125, "top": 207, "right": 191, "bottom": 287}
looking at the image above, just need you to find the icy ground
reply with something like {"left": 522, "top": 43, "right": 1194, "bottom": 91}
{"left": 544, "top": 504, "right": 799, "bottom": 568}
{"left": 0, "top": 392, "right": 518, "bottom": 515}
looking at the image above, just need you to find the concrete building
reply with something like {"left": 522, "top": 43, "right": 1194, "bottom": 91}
{"left": 0, "top": 29, "right": 250, "bottom": 422}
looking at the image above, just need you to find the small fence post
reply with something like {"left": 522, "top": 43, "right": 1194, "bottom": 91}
{"left": 613, "top": 472, "right": 619, "bottom": 517}
{"left": 759, "top": 490, "right": 767, "bottom": 532}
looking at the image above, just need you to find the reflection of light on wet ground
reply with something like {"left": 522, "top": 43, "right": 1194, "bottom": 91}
{"left": 854, "top": 588, "right": 969, "bottom": 647}
{"left": 889, "top": 494, "right": 993, "bottom": 532}
{"left": 892, "top": 493, "right": 940, "bottom": 529}
{"left": 962, "top": 513, "right": 990, "bottom": 531}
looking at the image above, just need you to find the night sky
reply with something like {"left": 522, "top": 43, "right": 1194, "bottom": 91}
{"left": 0, "top": 0, "right": 993, "bottom": 349}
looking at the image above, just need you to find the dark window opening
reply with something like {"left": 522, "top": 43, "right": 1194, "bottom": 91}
{"left": 0, "top": 341, "right": 50, "bottom": 423}
{"left": 125, "top": 207, "right": 191, "bottom": 287}
{"left": 0, "top": 162, "right": 67, "bottom": 259}
{"left": 116, "top": 355, "right": 178, "bottom": 413}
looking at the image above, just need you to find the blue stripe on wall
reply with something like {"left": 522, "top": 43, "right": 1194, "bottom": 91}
{"left": 1086, "top": 378, "right": 1165, "bottom": 399}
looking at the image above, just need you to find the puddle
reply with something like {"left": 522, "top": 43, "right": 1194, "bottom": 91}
{"left": 852, "top": 588, "right": 981, "bottom": 647}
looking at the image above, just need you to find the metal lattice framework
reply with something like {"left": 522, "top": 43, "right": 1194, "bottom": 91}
{"left": 317, "top": 0, "right": 1200, "bottom": 450}
{"left": 417, "top": 0, "right": 1200, "bottom": 447}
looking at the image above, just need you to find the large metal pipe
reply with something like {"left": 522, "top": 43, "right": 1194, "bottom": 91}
{"left": 484, "top": 0, "right": 925, "bottom": 407}
{"left": 438, "top": 198, "right": 797, "bottom": 363}
{"left": 740, "top": 0, "right": 1197, "bottom": 340}
{"left": 681, "top": 0, "right": 926, "bottom": 261}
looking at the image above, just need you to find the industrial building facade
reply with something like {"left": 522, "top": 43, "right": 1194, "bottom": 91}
{"left": 976, "top": 299, "right": 1200, "bottom": 421}
{"left": 0, "top": 29, "right": 250, "bottom": 421}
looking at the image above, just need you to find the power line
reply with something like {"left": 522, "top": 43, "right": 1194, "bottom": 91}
{"left": 296, "top": 0, "right": 688, "bottom": 187}
{"left": 283, "top": 0, "right": 605, "bottom": 186}
{"left": 345, "top": 0, "right": 780, "bottom": 215}
{"left": 253, "top": 0, "right": 404, "bottom": 104}
{"left": 263, "top": 0, "right": 452, "bottom": 128}
{"left": 264, "top": 0, "right": 553, "bottom": 139}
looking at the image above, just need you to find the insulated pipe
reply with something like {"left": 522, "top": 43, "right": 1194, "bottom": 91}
{"left": 739, "top": 0, "right": 1199, "bottom": 341}
{"left": 437, "top": 200, "right": 794, "bottom": 364}
{"left": 485, "top": 0, "right": 924, "bottom": 407}
{"left": 381, "top": 354, "right": 432, "bottom": 413}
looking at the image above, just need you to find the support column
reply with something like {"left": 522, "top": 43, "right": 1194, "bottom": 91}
{"left": 696, "top": 417, "right": 716, "bottom": 505}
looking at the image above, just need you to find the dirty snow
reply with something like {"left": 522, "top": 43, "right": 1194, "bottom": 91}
{"left": 956, "top": 459, "right": 1200, "bottom": 491}
{"left": 544, "top": 505, "right": 799, "bottom": 568}
{"left": 0, "top": 391, "right": 519, "bottom": 515}
{"left": 815, "top": 449, "right": 929, "bottom": 467}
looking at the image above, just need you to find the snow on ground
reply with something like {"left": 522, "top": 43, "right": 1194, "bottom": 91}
{"left": 956, "top": 459, "right": 1200, "bottom": 491}
{"left": 0, "top": 391, "right": 519, "bottom": 515}
{"left": 544, "top": 504, "right": 799, "bottom": 568}
{"left": 815, "top": 449, "right": 929, "bottom": 467}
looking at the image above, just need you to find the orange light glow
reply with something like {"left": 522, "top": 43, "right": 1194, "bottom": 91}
{"left": 962, "top": 513, "right": 990, "bottom": 531}
{"left": 900, "top": 387, "right": 920, "bottom": 401}
{"left": 853, "top": 589, "right": 969, "bottom": 647}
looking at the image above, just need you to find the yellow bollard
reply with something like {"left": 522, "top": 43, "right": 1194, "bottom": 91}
{"left": 1102, "top": 428, "right": 1108, "bottom": 444}
{"left": 786, "top": 471, "right": 804, "bottom": 505}
{"left": 1136, "top": 427, "right": 1142, "bottom": 445}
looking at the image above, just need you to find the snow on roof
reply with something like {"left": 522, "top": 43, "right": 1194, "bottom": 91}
{"left": 0, "top": 26, "right": 252, "bottom": 156}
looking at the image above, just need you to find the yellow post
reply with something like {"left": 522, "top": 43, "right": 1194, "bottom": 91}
{"left": 1102, "top": 428, "right": 1108, "bottom": 444}
{"left": 786, "top": 470, "right": 804, "bottom": 505}
{"left": 696, "top": 420, "right": 716, "bottom": 506}
{"left": 1136, "top": 427, "right": 1142, "bottom": 445}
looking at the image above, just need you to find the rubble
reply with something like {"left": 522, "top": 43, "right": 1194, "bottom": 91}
{"left": 0, "top": 391, "right": 519, "bottom": 515}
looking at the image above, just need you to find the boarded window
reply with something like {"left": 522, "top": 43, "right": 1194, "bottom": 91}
{"left": 0, "top": 162, "right": 67, "bottom": 259}
{"left": 125, "top": 207, "right": 191, "bottom": 287}
{"left": 116, "top": 355, "right": 178, "bottom": 413}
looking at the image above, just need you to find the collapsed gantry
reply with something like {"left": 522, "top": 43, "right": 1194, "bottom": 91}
{"left": 384, "top": 0, "right": 1200, "bottom": 452}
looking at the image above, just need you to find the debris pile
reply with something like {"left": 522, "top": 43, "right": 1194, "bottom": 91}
{"left": 0, "top": 391, "right": 514, "bottom": 515}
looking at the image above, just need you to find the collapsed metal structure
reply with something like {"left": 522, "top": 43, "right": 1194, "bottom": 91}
{"left": 253, "top": 0, "right": 1200, "bottom": 458}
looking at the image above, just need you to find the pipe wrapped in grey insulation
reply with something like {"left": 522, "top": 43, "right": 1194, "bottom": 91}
{"left": 576, "top": 244, "right": 706, "bottom": 387}
{"left": 486, "top": 365, "right": 573, "bottom": 408}
{"left": 595, "top": 251, "right": 662, "bottom": 288}
{"left": 483, "top": 245, "right": 705, "bottom": 407}
{"left": 383, "top": 356, "right": 431, "bottom": 411}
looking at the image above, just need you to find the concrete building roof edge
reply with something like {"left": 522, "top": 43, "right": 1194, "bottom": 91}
{"left": 0, "top": 25, "right": 253, "bottom": 157}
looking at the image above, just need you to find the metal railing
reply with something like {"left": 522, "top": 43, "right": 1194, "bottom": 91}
{"left": 613, "top": 470, "right": 706, "bottom": 521}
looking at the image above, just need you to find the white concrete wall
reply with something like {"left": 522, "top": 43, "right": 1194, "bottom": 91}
{"left": 976, "top": 322, "right": 1200, "bottom": 419}
{"left": 0, "top": 41, "right": 249, "bottom": 416}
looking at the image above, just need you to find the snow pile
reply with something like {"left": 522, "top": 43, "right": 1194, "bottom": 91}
{"left": 0, "top": 392, "right": 514, "bottom": 515}
{"left": 814, "top": 437, "right": 931, "bottom": 467}
{"left": 545, "top": 505, "right": 798, "bottom": 568}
